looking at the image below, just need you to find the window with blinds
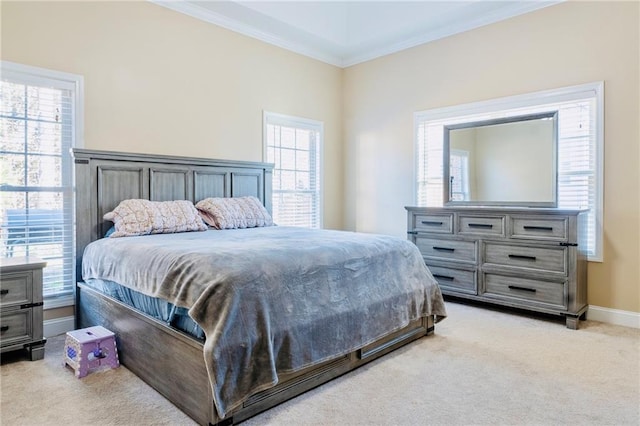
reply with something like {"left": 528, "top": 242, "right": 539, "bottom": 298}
{"left": 414, "top": 82, "right": 603, "bottom": 260}
{"left": 264, "top": 112, "right": 323, "bottom": 229}
{"left": 1, "top": 62, "right": 83, "bottom": 298}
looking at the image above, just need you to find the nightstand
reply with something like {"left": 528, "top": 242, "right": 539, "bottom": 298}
{"left": 0, "top": 257, "right": 47, "bottom": 360}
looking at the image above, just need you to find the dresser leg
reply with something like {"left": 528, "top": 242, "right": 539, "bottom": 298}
{"left": 565, "top": 315, "right": 579, "bottom": 330}
{"left": 27, "top": 340, "right": 46, "bottom": 361}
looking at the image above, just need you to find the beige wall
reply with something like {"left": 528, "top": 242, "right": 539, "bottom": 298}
{"left": 1, "top": 0, "right": 344, "bottom": 230}
{"left": 343, "top": 1, "right": 639, "bottom": 313}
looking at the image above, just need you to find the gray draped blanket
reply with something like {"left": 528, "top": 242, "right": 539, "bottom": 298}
{"left": 82, "top": 226, "right": 446, "bottom": 418}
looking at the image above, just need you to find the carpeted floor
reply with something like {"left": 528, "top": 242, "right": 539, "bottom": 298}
{"left": 1, "top": 301, "right": 639, "bottom": 425}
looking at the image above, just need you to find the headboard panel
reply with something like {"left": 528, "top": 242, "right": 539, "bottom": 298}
{"left": 72, "top": 148, "right": 273, "bottom": 281}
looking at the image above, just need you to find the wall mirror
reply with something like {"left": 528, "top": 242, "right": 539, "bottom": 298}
{"left": 443, "top": 111, "right": 558, "bottom": 207}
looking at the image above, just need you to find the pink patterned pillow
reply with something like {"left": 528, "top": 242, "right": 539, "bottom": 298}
{"left": 103, "top": 199, "right": 207, "bottom": 237}
{"left": 195, "top": 196, "right": 273, "bottom": 229}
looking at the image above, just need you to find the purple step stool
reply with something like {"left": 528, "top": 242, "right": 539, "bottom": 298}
{"left": 64, "top": 326, "right": 119, "bottom": 378}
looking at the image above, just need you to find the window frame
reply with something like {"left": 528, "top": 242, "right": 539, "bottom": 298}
{"left": 1, "top": 60, "right": 84, "bottom": 305}
{"left": 414, "top": 82, "right": 604, "bottom": 261}
{"left": 263, "top": 111, "right": 323, "bottom": 229}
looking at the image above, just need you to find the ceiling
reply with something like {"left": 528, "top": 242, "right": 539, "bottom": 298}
{"left": 151, "top": 1, "right": 562, "bottom": 68}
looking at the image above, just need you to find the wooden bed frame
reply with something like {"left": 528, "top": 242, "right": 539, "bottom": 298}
{"left": 72, "top": 148, "right": 436, "bottom": 425}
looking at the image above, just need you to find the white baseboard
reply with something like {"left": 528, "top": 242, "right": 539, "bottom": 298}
{"left": 588, "top": 305, "right": 640, "bottom": 329}
{"left": 43, "top": 315, "right": 75, "bottom": 338}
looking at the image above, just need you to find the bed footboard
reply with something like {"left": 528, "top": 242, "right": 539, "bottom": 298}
{"left": 77, "top": 283, "right": 435, "bottom": 425}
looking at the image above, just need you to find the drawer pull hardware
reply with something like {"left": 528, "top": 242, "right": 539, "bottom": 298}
{"left": 421, "top": 220, "right": 443, "bottom": 226}
{"left": 559, "top": 242, "right": 578, "bottom": 247}
{"left": 508, "top": 285, "right": 537, "bottom": 293}
{"left": 524, "top": 226, "right": 553, "bottom": 231}
{"left": 433, "top": 246, "right": 455, "bottom": 252}
{"left": 433, "top": 274, "right": 454, "bottom": 281}
{"left": 0, "top": 289, "right": 8, "bottom": 295}
{"left": 468, "top": 223, "right": 493, "bottom": 229}
{"left": 407, "top": 231, "right": 418, "bottom": 235}
{"left": 508, "top": 254, "right": 537, "bottom": 261}
{"left": 1, "top": 326, "right": 8, "bottom": 332}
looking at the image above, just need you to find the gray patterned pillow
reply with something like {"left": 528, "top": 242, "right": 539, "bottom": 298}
{"left": 196, "top": 196, "right": 273, "bottom": 229}
{"left": 103, "top": 199, "right": 207, "bottom": 237}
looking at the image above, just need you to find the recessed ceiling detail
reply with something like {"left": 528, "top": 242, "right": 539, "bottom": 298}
{"left": 151, "top": 1, "right": 562, "bottom": 68}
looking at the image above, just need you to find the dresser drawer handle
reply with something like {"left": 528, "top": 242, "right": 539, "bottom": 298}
{"left": 421, "top": 220, "right": 443, "bottom": 226}
{"left": 524, "top": 226, "right": 553, "bottom": 232}
{"left": 0, "top": 289, "right": 8, "bottom": 295}
{"left": 433, "top": 246, "right": 455, "bottom": 252}
{"left": 433, "top": 274, "right": 454, "bottom": 281}
{"left": 508, "top": 285, "right": 537, "bottom": 293}
{"left": 1, "top": 326, "right": 8, "bottom": 332}
{"left": 468, "top": 223, "right": 493, "bottom": 229}
{"left": 508, "top": 254, "right": 537, "bottom": 261}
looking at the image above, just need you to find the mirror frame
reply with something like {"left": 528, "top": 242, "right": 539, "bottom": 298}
{"left": 443, "top": 111, "right": 558, "bottom": 207}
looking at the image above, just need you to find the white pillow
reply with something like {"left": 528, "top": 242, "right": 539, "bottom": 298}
{"left": 195, "top": 196, "right": 273, "bottom": 229}
{"left": 103, "top": 199, "right": 207, "bottom": 237}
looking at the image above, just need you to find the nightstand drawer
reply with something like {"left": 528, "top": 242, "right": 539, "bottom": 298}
{"left": 0, "top": 272, "right": 32, "bottom": 308}
{"left": 458, "top": 215, "right": 505, "bottom": 237}
{"left": 415, "top": 237, "right": 476, "bottom": 263}
{"left": 510, "top": 216, "right": 568, "bottom": 241}
{"left": 1, "top": 309, "right": 33, "bottom": 345}
{"left": 484, "top": 242, "right": 567, "bottom": 274}
{"left": 428, "top": 265, "right": 476, "bottom": 294}
{"left": 483, "top": 274, "right": 566, "bottom": 308}
{"left": 413, "top": 213, "right": 453, "bottom": 234}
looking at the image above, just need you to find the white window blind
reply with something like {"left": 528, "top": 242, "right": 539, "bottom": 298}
{"left": 414, "top": 83, "right": 603, "bottom": 260}
{"left": 264, "top": 112, "right": 322, "bottom": 228}
{"left": 1, "top": 62, "right": 83, "bottom": 298}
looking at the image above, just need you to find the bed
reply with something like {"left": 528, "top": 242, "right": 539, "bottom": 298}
{"left": 72, "top": 148, "right": 446, "bottom": 425}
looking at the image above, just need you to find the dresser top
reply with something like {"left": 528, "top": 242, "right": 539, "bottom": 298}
{"left": 0, "top": 256, "right": 47, "bottom": 272}
{"left": 405, "top": 206, "right": 589, "bottom": 215}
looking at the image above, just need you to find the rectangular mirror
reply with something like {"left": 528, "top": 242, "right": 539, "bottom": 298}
{"left": 443, "top": 111, "right": 558, "bottom": 207}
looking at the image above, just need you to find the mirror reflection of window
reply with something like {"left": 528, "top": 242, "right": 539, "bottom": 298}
{"left": 449, "top": 149, "right": 469, "bottom": 201}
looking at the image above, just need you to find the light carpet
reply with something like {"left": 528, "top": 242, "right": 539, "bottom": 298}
{"left": 1, "top": 301, "right": 638, "bottom": 425}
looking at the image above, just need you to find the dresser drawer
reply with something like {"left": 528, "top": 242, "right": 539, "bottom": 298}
{"left": 458, "top": 215, "right": 505, "bottom": 237}
{"left": 483, "top": 274, "right": 566, "bottom": 308}
{"left": 510, "top": 216, "right": 568, "bottom": 241}
{"left": 0, "top": 272, "right": 32, "bottom": 308}
{"left": 413, "top": 213, "right": 453, "bottom": 234}
{"left": 484, "top": 242, "right": 567, "bottom": 274}
{"left": 415, "top": 237, "right": 476, "bottom": 263}
{"left": 428, "top": 265, "right": 476, "bottom": 294}
{"left": 1, "top": 309, "right": 33, "bottom": 346}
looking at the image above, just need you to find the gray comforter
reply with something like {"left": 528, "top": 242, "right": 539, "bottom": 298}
{"left": 82, "top": 226, "right": 446, "bottom": 417}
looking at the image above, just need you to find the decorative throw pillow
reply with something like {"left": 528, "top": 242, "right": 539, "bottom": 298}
{"left": 103, "top": 199, "right": 208, "bottom": 237}
{"left": 195, "top": 196, "right": 273, "bottom": 229}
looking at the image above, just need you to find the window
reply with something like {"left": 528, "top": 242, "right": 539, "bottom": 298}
{"left": 1, "top": 61, "right": 83, "bottom": 299}
{"left": 449, "top": 149, "right": 470, "bottom": 201}
{"left": 414, "top": 82, "right": 603, "bottom": 260}
{"left": 263, "top": 112, "right": 322, "bottom": 228}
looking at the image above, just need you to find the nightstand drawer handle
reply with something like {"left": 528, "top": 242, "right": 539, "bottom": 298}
{"left": 508, "top": 285, "right": 537, "bottom": 293}
{"left": 433, "top": 246, "right": 455, "bottom": 252}
{"left": 1, "top": 326, "right": 8, "bottom": 332}
{"left": 468, "top": 223, "right": 493, "bottom": 229}
{"left": 0, "top": 289, "right": 8, "bottom": 295}
{"left": 433, "top": 274, "right": 454, "bottom": 281}
{"left": 421, "top": 220, "right": 443, "bottom": 226}
{"left": 524, "top": 226, "right": 553, "bottom": 231}
{"left": 509, "top": 254, "right": 537, "bottom": 261}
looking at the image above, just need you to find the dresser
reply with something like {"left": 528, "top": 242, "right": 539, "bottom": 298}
{"left": 0, "top": 257, "right": 47, "bottom": 360}
{"left": 406, "top": 207, "right": 588, "bottom": 329}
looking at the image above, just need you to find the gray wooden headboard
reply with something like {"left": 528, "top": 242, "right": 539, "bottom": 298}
{"left": 72, "top": 148, "right": 273, "bottom": 281}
